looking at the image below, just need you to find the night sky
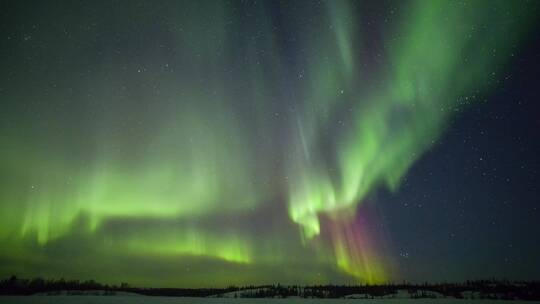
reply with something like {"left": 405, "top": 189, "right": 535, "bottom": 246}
{"left": 1, "top": 0, "right": 539, "bottom": 287}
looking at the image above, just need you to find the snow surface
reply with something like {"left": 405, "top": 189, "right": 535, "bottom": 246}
{"left": 0, "top": 296, "right": 538, "bottom": 304}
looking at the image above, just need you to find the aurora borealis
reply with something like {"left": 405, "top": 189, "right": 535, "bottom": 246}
{"left": 1, "top": 0, "right": 539, "bottom": 287}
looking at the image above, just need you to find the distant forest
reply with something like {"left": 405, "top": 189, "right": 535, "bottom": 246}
{"left": 1, "top": 275, "right": 539, "bottom": 300}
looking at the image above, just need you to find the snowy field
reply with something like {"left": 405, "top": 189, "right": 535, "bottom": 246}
{"left": 0, "top": 297, "right": 539, "bottom": 304}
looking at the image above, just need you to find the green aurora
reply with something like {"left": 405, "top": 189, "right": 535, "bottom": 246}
{"left": 0, "top": 0, "right": 536, "bottom": 287}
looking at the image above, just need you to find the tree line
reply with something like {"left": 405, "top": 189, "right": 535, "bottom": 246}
{"left": 1, "top": 275, "right": 539, "bottom": 300}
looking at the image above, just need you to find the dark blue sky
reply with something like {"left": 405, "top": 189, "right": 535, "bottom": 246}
{"left": 0, "top": 0, "right": 539, "bottom": 286}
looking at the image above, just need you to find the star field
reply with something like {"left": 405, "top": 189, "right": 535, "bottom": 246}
{"left": 0, "top": 0, "right": 539, "bottom": 287}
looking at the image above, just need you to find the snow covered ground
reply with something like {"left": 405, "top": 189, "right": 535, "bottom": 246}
{"left": 0, "top": 296, "right": 538, "bottom": 304}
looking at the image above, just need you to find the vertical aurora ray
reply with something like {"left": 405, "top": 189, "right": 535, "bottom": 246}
{"left": 322, "top": 204, "right": 390, "bottom": 284}
{"left": 0, "top": 0, "right": 537, "bottom": 286}
{"left": 286, "top": 0, "right": 535, "bottom": 281}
